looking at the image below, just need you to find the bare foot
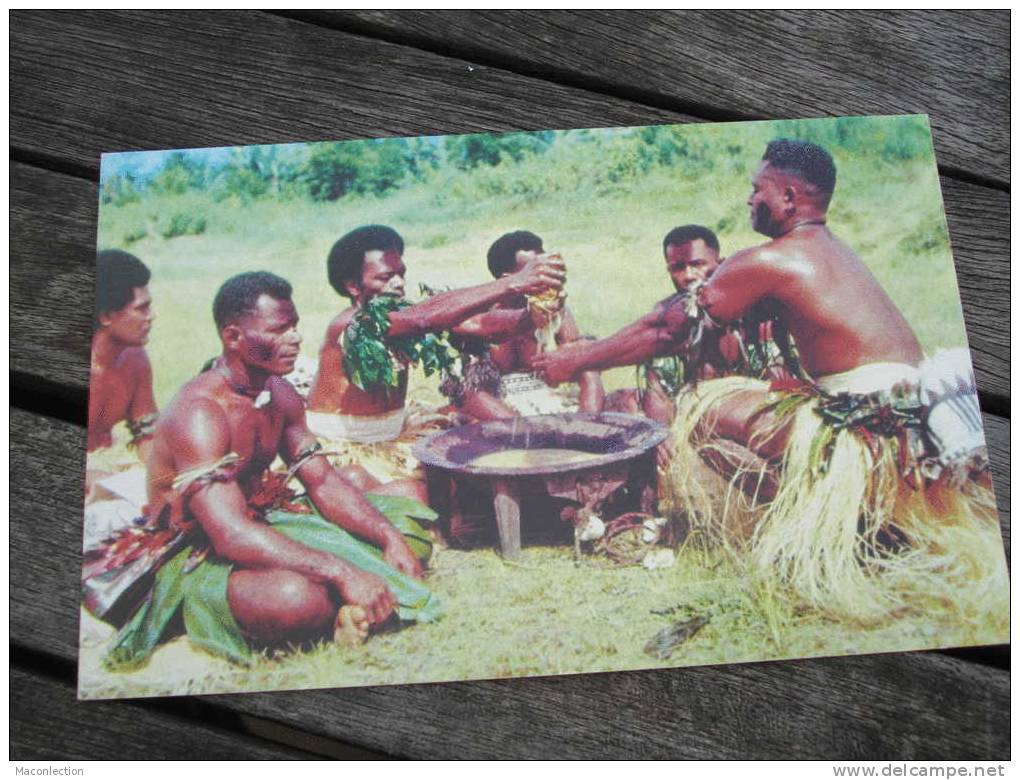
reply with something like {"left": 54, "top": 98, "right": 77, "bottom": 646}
{"left": 334, "top": 605, "right": 370, "bottom": 646}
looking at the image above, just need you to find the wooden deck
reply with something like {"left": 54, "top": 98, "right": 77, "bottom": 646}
{"left": 10, "top": 11, "right": 1009, "bottom": 759}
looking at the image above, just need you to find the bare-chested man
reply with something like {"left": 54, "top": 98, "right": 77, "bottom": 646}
{"left": 121, "top": 271, "right": 431, "bottom": 651}
{"left": 88, "top": 250, "right": 158, "bottom": 456}
{"left": 603, "top": 225, "right": 729, "bottom": 427}
{"left": 535, "top": 140, "right": 922, "bottom": 463}
{"left": 535, "top": 140, "right": 992, "bottom": 618}
{"left": 444, "top": 230, "right": 604, "bottom": 421}
{"left": 306, "top": 225, "right": 565, "bottom": 443}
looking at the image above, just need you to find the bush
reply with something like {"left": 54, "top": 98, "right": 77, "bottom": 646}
{"left": 122, "top": 225, "right": 148, "bottom": 245}
{"left": 161, "top": 211, "right": 207, "bottom": 239}
{"left": 101, "top": 174, "right": 142, "bottom": 206}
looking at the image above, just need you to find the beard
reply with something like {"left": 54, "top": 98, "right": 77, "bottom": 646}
{"left": 752, "top": 202, "right": 783, "bottom": 238}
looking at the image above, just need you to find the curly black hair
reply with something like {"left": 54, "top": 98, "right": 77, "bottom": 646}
{"left": 486, "top": 230, "right": 544, "bottom": 279}
{"left": 661, "top": 225, "right": 719, "bottom": 257}
{"left": 213, "top": 271, "right": 293, "bottom": 330}
{"left": 327, "top": 225, "right": 405, "bottom": 300}
{"left": 762, "top": 139, "right": 837, "bottom": 206}
{"left": 95, "top": 249, "right": 151, "bottom": 328}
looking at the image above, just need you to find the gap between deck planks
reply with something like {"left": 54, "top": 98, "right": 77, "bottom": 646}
{"left": 10, "top": 662, "right": 318, "bottom": 760}
{"left": 9, "top": 10, "right": 1009, "bottom": 188}
{"left": 8, "top": 407, "right": 1011, "bottom": 759}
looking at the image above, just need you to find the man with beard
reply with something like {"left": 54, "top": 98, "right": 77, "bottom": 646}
{"left": 535, "top": 140, "right": 996, "bottom": 620}
{"left": 307, "top": 225, "right": 565, "bottom": 444}
{"left": 83, "top": 272, "right": 440, "bottom": 668}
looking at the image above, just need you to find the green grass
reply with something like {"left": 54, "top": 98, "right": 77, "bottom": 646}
{"left": 79, "top": 543, "right": 998, "bottom": 699}
{"left": 86, "top": 117, "right": 985, "bottom": 698}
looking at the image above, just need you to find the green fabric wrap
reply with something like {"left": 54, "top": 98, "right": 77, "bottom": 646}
{"left": 104, "top": 493, "right": 442, "bottom": 671}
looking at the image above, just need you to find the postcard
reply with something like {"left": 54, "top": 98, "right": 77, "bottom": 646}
{"left": 80, "top": 115, "right": 1009, "bottom": 699}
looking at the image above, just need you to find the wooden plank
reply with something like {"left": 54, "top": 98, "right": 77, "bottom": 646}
{"left": 10, "top": 160, "right": 1009, "bottom": 400}
{"left": 9, "top": 10, "right": 682, "bottom": 173}
{"left": 10, "top": 665, "right": 311, "bottom": 760}
{"left": 303, "top": 10, "right": 1010, "bottom": 186}
{"left": 9, "top": 407, "right": 1010, "bottom": 759}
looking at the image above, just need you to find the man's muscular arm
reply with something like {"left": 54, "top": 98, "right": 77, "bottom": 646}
{"left": 386, "top": 255, "right": 565, "bottom": 338}
{"left": 450, "top": 308, "right": 531, "bottom": 341}
{"left": 173, "top": 398, "right": 396, "bottom": 623}
{"left": 698, "top": 248, "right": 783, "bottom": 323}
{"left": 128, "top": 350, "right": 158, "bottom": 463}
{"left": 556, "top": 308, "right": 605, "bottom": 412}
{"left": 275, "top": 381, "right": 423, "bottom": 578}
{"left": 533, "top": 300, "right": 685, "bottom": 385}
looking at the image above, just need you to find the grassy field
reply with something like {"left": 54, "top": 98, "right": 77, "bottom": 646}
{"left": 85, "top": 117, "right": 998, "bottom": 699}
{"left": 79, "top": 542, "right": 1000, "bottom": 700}
{"left": 97, "top": 119, "right": 970, "bottom": 407}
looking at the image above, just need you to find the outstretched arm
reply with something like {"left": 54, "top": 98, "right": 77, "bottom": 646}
{"left": 386, "top": 255, "right": 565, "bottom": 337}
{"left": 533, "top": 299, "right": 687, "bottom": 385}
{"left": 276, "top": 382, "right": 422, "bottom": 578}
{"left": 173, "top": 399, "right": 397, "bottom": 623}
{"left": 450, "top": 308, "right": 531, "bottom": 341}
{"left": 557, "top": 308, "right": 604, "bottom": 412}
{"left": 698, "top": 247, "right": 780, "bottom": 323}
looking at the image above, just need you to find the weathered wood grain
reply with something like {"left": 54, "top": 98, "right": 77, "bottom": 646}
{"left": 299, "top": 10, "right": 1010, "bottom": 186}
{"left": 10, "top": 666, "right": 311, "bottom": 760}
{"left": 9, "top": 161, "right": 1011, "bottom": 400}
{"left": 9, "top": 408, "right": 1010, "bottom": 759}
{"left": 9, "top": 10, "right": 681, "bottom": 174}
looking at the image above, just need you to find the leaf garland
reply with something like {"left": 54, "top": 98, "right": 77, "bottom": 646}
{"left": 341, "top": 294, "right": 461, "bottom": 395}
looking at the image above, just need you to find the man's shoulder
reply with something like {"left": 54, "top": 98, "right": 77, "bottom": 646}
{"left": 324, "top": 307, "right": 357, "bottom": 345}
{"left": 267, "top": 375, "right": 305, "bottom": 413}
{"left": 118, "top": 346, "right": 152, "bottom": 374}
{"left": 162, "top": 373, "right": 225, "bottom": 426}
{"left": 726, "top": 242, "right": 806, "bottom": 279}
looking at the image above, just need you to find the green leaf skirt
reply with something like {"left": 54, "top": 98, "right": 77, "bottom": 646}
{"left": 104, "top": 494, "right": 443, "bottom": 671}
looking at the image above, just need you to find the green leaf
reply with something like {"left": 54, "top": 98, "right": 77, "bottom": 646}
{"left": 104, "top": 545, "right": 192, "bottom": 671}
{"left": 808, "top": 425, "right": 836, "bottom": 476}
{"left": 268, "top": 510, "right": 443, "bottom": 623}
{"left": 365, "top": 494, "right": 435, "bottom": 562}
{"left": 365, "top": 493, "right": 439, "bottom": 524}
{"left": 180, "top": 559, "right": 252, "bottom": 666}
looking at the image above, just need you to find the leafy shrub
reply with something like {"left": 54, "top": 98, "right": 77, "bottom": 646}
{"left": 122, "top": 225, "right": 148, "bottom": 245}
{"left": 101, "top": 174, "right": 142, "bottom": 206}
{"left": 161, "top": 211, "right": 207, "bottom": 239}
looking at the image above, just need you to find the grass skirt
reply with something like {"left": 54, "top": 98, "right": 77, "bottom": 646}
{"left": 661, "top": 376, "right": 1009, "bottom": 625}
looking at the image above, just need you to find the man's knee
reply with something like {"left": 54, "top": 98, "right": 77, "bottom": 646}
{"left": 228, "top": 570, "right": 335, "bottom": 640}
{"left": 695, "top": 390, "right": 763, "bottom": 445}
{"left": 337, "top": 464, "right": 379, "bottom": 490}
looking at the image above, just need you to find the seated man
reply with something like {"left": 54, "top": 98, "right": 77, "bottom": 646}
{"left": 603, "top": 224, "right": 768, "bottom": 429}
{"left": 88, "top": 249, "right": 158, "bottom": 456}
{"left": 307, "top": 225, "right": 565, "bottom": 445}
{"left": 85, "top": 250, "right": 159, "bottom": 546}
{"left": 535, "top": 140, "right": 1002, "bottom": 620}
{"left": 443, "top": 230, "right": 604, "bottom": 420}
{"left": 83, "top": 272, "right": 440, "bottom": 669}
